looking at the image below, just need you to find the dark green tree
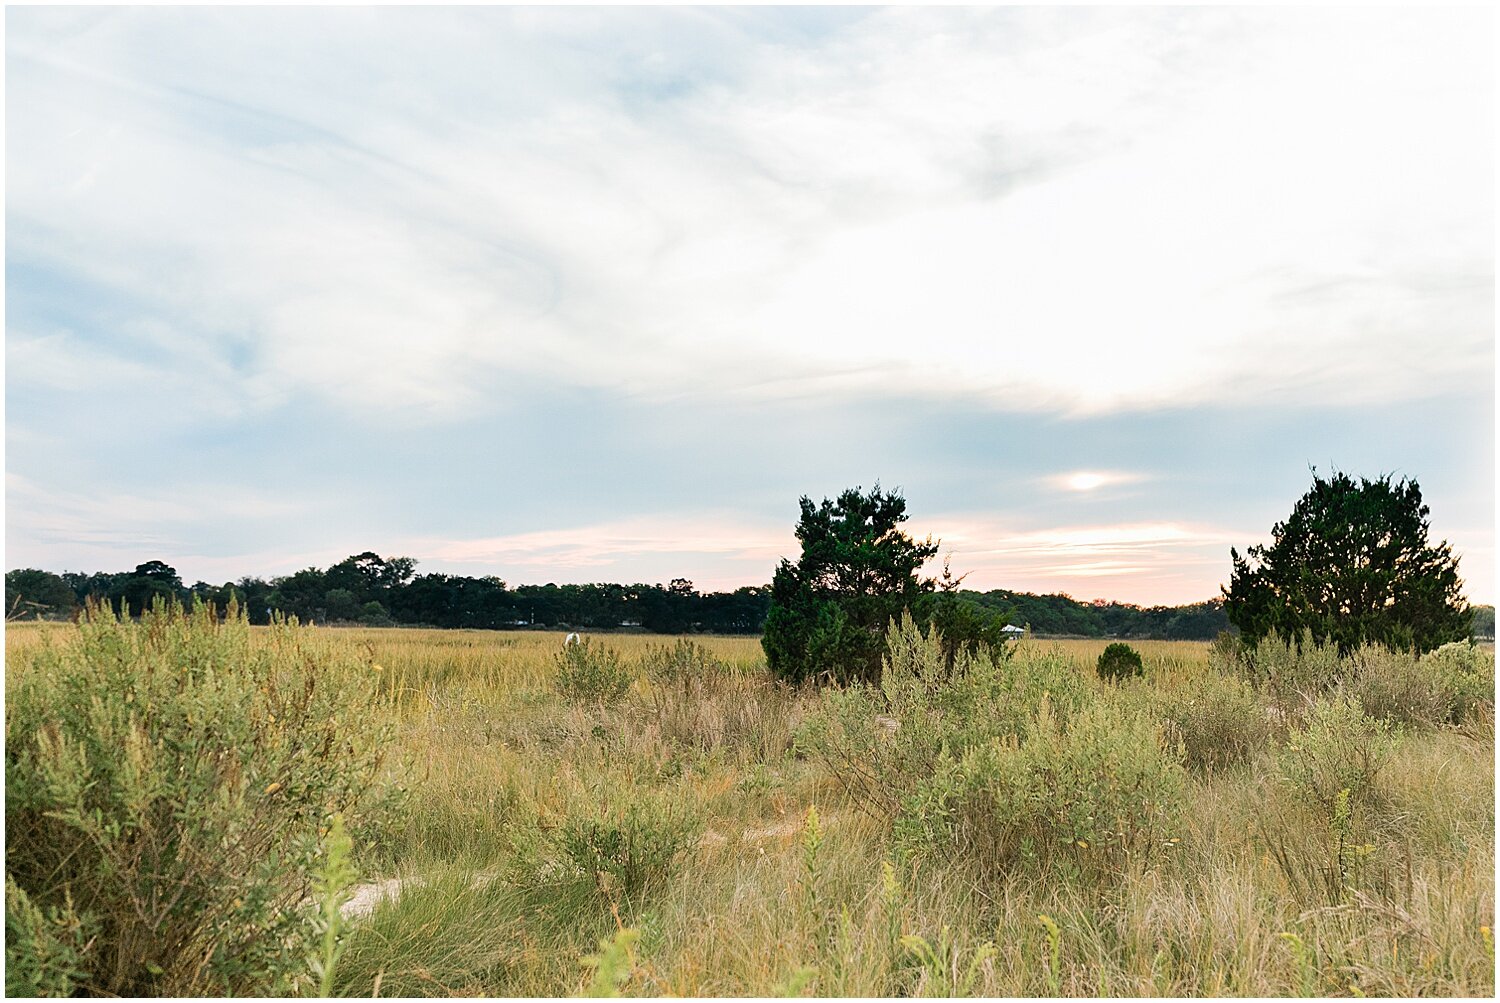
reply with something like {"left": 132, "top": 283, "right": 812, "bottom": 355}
{"left": 1223, "top": 471, "right": 1471, "bottom": 654}
{"left": 119, "top": 561, "right": 185, "bottom": 616}
{"left": 4, "top": 569, "right": 76, "bottom": 620}
{"left": 763, "top": 486, "right": 940, "bottom": 684}
{"left": 918, "top": 561, "right": 1013, "bottom": 674}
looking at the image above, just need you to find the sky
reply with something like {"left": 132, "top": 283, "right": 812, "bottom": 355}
{"left": 4, "top": 5, "right": 1494, "bottom": 607}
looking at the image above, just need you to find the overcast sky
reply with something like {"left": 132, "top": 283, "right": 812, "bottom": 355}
{"left": 5, "top": 6, "right": 1494, "bottom": 606}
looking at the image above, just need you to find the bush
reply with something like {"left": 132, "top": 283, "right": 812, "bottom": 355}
{"left": 1096, "top": 642, "right": 1144, "bottom": 683}
{"left": 800, "top": 614, "right": 1090, "bottom": 822}
{"left": 515, "top": 780, "right": 702, "bottom": 907}
{"left": 4, "top": 600, "right": 399, "bottom": 996}
{"left": 1419, "top": 641, "right": 1495, "bottom": 724}
{"left": 5, "top": 875, "right": 93, "bottom": 998}
{"left": 897, "top": 699, "right": 1186, "bottom": 880}
{"left": 641, "top": 638, "right": 724, "bottom": 694}
{"left": 554, "top": 638, "right": 633, "bottom": 705}
{"left": 1319, "top": 641, "right": 1495, "bottom": 730}
{"left": 1157, "top": 672, "right": 1272, "bottom": 772}
{"left": 1346, "top": 644, "right": 1452, "bottom": 727}
{"left": 1240, "top": 630, "right": 1343, "bottom": 705}
{"left": 1276, "top": 696, "right": 1394, "bottom": 819}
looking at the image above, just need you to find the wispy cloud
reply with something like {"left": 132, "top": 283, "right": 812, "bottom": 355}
{"left": 6, "top": 7, "right": 1492, "bottom": 607}
{"left": 7, "top": 7, "right": 1490, "bottom": 421}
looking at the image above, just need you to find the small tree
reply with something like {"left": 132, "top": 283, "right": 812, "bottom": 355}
{"left": 762, "top": 485, "right": 939, "bottom": 684}
{"left": 1096, "top": 642, "right": 1144, "bottom": 683}
{"left": 1223, "top": 471, "right": 1471, "bottom": 654}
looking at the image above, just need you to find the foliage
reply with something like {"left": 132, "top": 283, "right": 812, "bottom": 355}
{"left": 1224, "top": 471, "right": 1471, "bottom": 654}
{"left": 582, "top": 927, "right": 642, "bottom": 997}
{"left": 899, "top": 926, "right": 997, "bottom": 997}
{"left": 1156, "top": 672, "right": 1272, "bottom": 771}
{"left": 896, "top": 698, "right": 1187, "bottom": 880}
{"left": 307, "top": 814, "right": 357, "bottom": 998}
{"left": 554, "top": 638, "right": 634, "bottom": 705}
{"left": 966, "top": 590, "right": 1230, "bottom": 640}
{"left": 763, "top": 486, "right": 940, "bottom": 684}
{"left": 511, "top": 776, "right": 703, "bottom": 910}
{"left": 5, "top": 874, "right": 94, "bottom": 998}
{"left": 919, "top": 562, "right": 1014, "bottom": 674}
{"left": 1096, "top": 642, "right": 1144, "bottom": 683}
{"left": 1276, "top": 696, "right": 1395, "bottom": 819}
{"left": 641, "top": 637, "right": 725, "bottom": 693}
{"left": 4, "top": 568, "right": 76, "bottom": 621}
{"left": 1237, "top": 629, "right": 1344, "bottom": 703}
{"left": 800, "top": 613, "right": 1089, "bottom": 822}
{"left": 1418, "top": 641, "right": 1496, "bottom": 724}
{"left": 4, "top": 599, "right": 398, "bottom": 996}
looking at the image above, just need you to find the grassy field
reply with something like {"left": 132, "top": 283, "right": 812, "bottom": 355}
{"left": 5, "top": 620, "right": 1495, "bottom": 996}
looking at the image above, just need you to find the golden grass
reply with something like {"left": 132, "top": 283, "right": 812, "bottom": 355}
{"left": 7, "top": 622, "right": 1492, "bottom": 997}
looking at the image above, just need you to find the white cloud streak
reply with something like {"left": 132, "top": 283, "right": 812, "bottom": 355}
{"left": 6, "top": 7, "right": 1491, "bottom": 421}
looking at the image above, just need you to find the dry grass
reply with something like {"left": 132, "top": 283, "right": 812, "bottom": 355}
{"left": 6, "top": 623, "right": 1492, "bottom": 997}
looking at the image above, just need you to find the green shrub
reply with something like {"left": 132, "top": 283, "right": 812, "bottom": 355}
{"left": 800, "top": 614, "right": 1090, "bottom": 822}
{"left": 5, "top": 875, "right": 94, "bottom": 998}
{"left": 1346, "top": 644, "right": 1452, "bottom": 727}
{"left": 554, "top": 639, "right": 633, "bottom": 705}
{"left": 4, "top": 600, "right": 398, "bottom": 996}
{"left": 1158, "top": 672, "right": 1272, "bottom": 771}
{"left": 1241, "top": 630, "right": 1343, "bottom": 704}
{"left": 1419, "top": 641, "right": 1495, "bottom": 724}
{"left": 1096, "top": 642, "right": 1144, "bottom": 683}
{"left": 897, "top": 699, "right": 1187, "bottom": 880}
{"left": 641, "top": 638, "right": 724, "bottom": 694}
{"left": 517, "top": 781, "right": 702, "bottom": 907}
{"left": 1277, "top": 696, "right": 1394, "bottom": 818}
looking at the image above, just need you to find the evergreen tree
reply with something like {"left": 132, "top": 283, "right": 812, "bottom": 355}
{"left": 1224, "top": 471, "right": 1470, "bottom": 653}
{"left": 763, "top": 486, "right": 939, "bottom": 683}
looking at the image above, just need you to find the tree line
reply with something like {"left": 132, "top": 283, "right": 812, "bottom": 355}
{"left": 5, "top": 551, "right": 1261, "bottom": 640}
{"left": 3, "top": 553, "right": 769, "bottom": 634}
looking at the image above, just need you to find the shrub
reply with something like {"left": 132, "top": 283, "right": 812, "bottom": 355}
{"left": 641, "top": 638, "right": 723, "bottom": 694}
{"left": 5, "top": 875, "right": 93, "bottom": 998}
{"left": 1419, "top": 641, "right": 1495, "bottom": 724}
{"left": 1241, "top": 630, "right": 1343, "bottom": 705}
{"left": 1276, "top": 696, "right": 1394, "bottom": 819}
{"left": 4, "top": 600, "right": 398, "bottom": 996}
{"left": 800, "top": 614, "right": 1089, "bottom": 822}
{"left": 1096, "top": 642, "right": 1144, "bottom": 683}
{"left": 517, "top": 780, "right": 703, "bottom": 907}
{"left": 1347, "top": 645, "right": 1452, "bottom": 727}
{"left": 1337, "top": 641, "right": 1494, "bottom": 729}
{"left": 554, "top": 639, "right": 633, "bottom": 705}
{"left": 1158, "top": 672, "right": 1272, "bottom": 771}
{"left": 897, "top": 699, "right": 1187, "bottom": 880}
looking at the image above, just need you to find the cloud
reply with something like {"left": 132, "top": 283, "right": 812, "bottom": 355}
{"left": 1042, "top": 470, "right": 1148, "bottom": 493}
{"left": 6, "top": 7, "right": 1491, "bottom": 423}
{"left": 914, "top": 515, "right": 1250, "bottom": 604}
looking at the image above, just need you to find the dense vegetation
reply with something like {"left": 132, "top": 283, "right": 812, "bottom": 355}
{"left": 7, "top": 614, "right": 1492, "bottom": 996}
{"left": 1225, "top": 471, "right": 1472, "bottom": 654}
{"left": 7, "top": 559, "right": 1287, "bottom": 640}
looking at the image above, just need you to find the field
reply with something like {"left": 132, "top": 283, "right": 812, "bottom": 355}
{"left": 5, "top": 619, "right": 1495, "bottom": 996}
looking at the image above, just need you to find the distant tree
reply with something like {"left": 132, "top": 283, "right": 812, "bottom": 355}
{"left": 1472, "top": 605, "right": 1495, "bottom": 641}
{"left": 918, "top": 562, "right": 1012, "bottom": 673}
{"left": 325, "top": 552, "right": 416, "bottom": 604}
{"left": 269, "top": 567, "right": 330, "bottom": 622}
{"left": 1224, "top": 471, "right": 1471, "bottom": 654}
{"left": 119, "top": 561, "right": 185, "bottom": 616}
{"left": 763, "top": 486, "right": 940, "bottom": 684}
{"left": 4, "top": 569, "right": 76, "bottom": 620}
{"left": 323, "top": 588, "right": 362, "bottom": 622}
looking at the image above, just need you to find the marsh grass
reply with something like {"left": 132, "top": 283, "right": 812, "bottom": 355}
{"left": 5, "top": 622, "right": 1492, "bottom": 997}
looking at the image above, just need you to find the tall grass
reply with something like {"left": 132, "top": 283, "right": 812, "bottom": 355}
{"left": 5, "top": 621, "right": 1492, "bottom": 996}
